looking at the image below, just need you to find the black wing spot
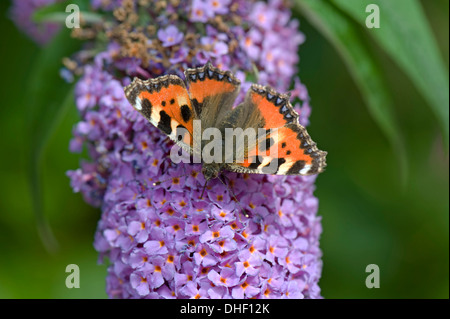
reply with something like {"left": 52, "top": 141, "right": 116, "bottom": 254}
{"left": 259, "top": 137, "right": 274, "bottom": 152}
{"left": 262, "top": 158, "right": 286, "bottom": 174}
{"left": 275, "top": 96, "right": 284, "bottom": 106}
{"left": 280, "top": 104, "right": 288, "bottom": 113}
{"left": 176, "top": 124, "right": 187, "bottom": 142}
{"left": 180, "top": 104, "right": 192, "bottom": 123}
{"left": 286, "top": 150, "right": 291, "bottom": 155}
{"left": 189, "top": 74, "right": 197, "bottom": 82}
{"left": 286, "top": 160, "right": 306, "bottom": 175}
{"left": 281, "top": 142, "right": 286, "bottom": 148}
{"left": 162, "top": 100, "right": 166, "bottom": 107}
{"left": 141, "top": 98, "right": 152, "bottom": 118}
{"left": 192, "top": 98, "right": 202, "bottom": 117}
{"left": 248, "top": 156, "right": 262, "bottom": 170}
{"left": 158, "top": 110, "right": 172, "bottom": 135}
{"left": 170, "top": 98, "right": 175, "bottom": 105}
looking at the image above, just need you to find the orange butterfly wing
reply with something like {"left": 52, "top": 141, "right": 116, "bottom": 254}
{"left": 124, "top": 74, "right": 195, "bottom": 151}
{"left": 226, "top": 85, "right": 327, "bottom": 175}
{"left": 185, "top": 62, "right": 241, "bottom": 129}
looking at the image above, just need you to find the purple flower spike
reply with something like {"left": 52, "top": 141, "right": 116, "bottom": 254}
{"left": 46, "top": 0, "right": 326, "bottom": 299}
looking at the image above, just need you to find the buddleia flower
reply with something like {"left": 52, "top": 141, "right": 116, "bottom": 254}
{"left": 12, "top": 0, "right": 324, "bottom": 299}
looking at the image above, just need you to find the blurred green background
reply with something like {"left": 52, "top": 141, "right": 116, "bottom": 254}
{"left": 0, "top": 0, "right": 448, "bottom": 298}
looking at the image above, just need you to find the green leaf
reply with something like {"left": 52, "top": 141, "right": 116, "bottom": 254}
{"left": 32, "top": 0, "right": 101, "bottom": 25}
{"left": 331, "top": 0, "right": 449, "bottom": 148}
{"left": 26, "top": 28, "right": 81, "bottom": 252}
{"left": 32, "top": 1, "right": 69, "bottom": 22}
{"left": 33, "top": 12, "right": 103, "bottom": 25}
{"left": 294, "top": 0, "right": 408, "bottom": 183}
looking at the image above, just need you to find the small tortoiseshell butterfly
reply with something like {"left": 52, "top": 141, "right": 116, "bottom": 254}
{"left": 124, "top": 62, "right": 327, "bottom": 181}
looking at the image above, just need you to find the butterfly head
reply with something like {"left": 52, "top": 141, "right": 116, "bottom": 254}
{"left": 201, "top": 163, "right": 222, "bottom": 181}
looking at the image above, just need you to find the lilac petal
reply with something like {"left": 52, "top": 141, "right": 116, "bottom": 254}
{"left": 199, "top": 230, "right": 213, "bottom": 243}
{"left": 207, "top": 270, "right": 222, "bottom": 285}
{"left": 162, "top": 263, "right": 175, "bottom": 281}
{"left": 245, "top": 285, "right": 260, "bottom": 298}
{"left": 150, "top": 272, "right": 164, "bottom": 289}
{"left": 231, "top": 286, "right": 244, "bottom": 299}
{"left": 135, "top": 230, "right": 149, "bottom": 243}
{"left": 235, "top": 262, "right": 245, "bottom": 277}
{"left": 127, "top": 221, "right": 143, "bottom": 236}
{"left": 144, "top": 241, "right": 168, "bottom": 255}
{"left": 208, "top": 286, "right": 226, "bottom": 298}
{"left": 202, "top": 254, "right": 218, "bottom": 267}
{"left": 136, "top": 282, "right": 150, "bottom": 296}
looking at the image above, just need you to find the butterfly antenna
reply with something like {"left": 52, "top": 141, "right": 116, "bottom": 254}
{"left": 199, "top": 180, "right": 208, "bottom": 199}
{"left": 217, "top": 175, "right": 249, "bottom": 221}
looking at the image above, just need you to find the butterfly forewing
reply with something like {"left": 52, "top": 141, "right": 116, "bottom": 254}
{"left": 185, "top": 62, "right": 241, "bottom": 129}
{"left": 124, "top": 75, "right": 196, "bottom": 153}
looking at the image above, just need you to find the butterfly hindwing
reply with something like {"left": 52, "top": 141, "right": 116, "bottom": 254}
{"left": 220, "top": 84, "right": 320, "bottom": 173}
{"left": 124, "top": 75, "right": 196, "bottom": 153}
{"left": 222, "top": 85, "right": 326, "bottom": 175}
{"left": 226, "top": 124, "right": 326, "bottom": 175}
{"left": 219, "top": 84, "right": 298, "bottom": 132}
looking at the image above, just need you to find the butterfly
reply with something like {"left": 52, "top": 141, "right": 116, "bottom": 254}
{"left": 124, "top": 62, "right": 327, "bottom": 182}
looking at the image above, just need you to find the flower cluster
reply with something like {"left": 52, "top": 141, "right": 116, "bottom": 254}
{"left": 13, "top": 0, "right": 323, "bottom": 298}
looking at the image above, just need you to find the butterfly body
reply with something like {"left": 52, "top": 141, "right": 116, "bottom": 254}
{"left": 201, "top": 163, "right": 222, "bottom": 181}
{"left": 124, "top": 62, "right": 327, "bottom": 180}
